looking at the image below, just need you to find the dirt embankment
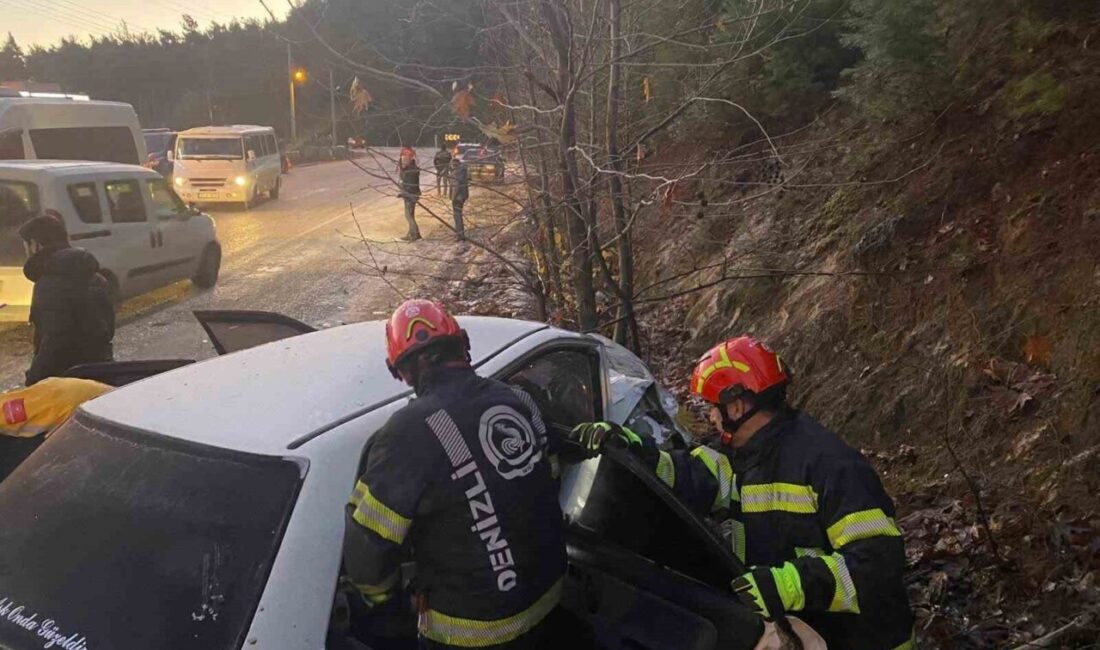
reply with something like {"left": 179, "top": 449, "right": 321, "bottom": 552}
{"left": 626, "top": 52, "right": 1100, "bottom": 646}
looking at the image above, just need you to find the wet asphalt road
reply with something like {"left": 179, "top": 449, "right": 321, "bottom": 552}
{"left": 0, "top": 147, "right": 460, "bottom": 389}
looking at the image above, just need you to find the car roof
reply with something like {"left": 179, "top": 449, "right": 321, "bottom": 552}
{"left": 0, "top": 160, "right": 152, "bottom": 176}
{"left": 178, "top": 125, "right": 274, "bottom": 136}
{"left": 0, "top": 97, "right": 131, "bottom": 109}
{"left": 83, "top": 317, "right": 551, "bottom": 456}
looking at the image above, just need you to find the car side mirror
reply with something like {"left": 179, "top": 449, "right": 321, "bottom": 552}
{"left": 167, "top": 150, "right": 175, "bottom": 161}
{"left": 247, "top": 150, "right": 257, "bottom": 161}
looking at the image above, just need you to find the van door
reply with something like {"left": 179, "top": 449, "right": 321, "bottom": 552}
{"left": 0, "top": 178, "right": 38, "bottom": 321}
{"left": 144, "top": 177, "right": 202, "bottom": 282}
{"left": 103, "top": 178, "right": 158, "bottom": 297}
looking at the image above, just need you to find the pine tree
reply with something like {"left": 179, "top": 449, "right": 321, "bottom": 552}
{"left": 0, "top": 33, "right": 27, "bottom": 82}
{"left": 836, "top": 0, "right": 951, "bottom": 120}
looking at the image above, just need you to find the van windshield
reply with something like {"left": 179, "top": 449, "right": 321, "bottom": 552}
{"left": 0, "top": 415, "right": 303, "bottom": 650}
{"left": 178, "top": 137, "right": 243, "bottom": 159}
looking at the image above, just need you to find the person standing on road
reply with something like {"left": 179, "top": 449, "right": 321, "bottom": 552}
{"left": 434, "top": 143, "right": 453, "bottom": 197}
{"left": 19, "top": 214, "right": 115, "bottom": 386}
{"left": 400, "top": 157, "right": 423, "bottom": 242}
{"left": 343, "top": 300, "right": 566, "bottom": 649}
{"left": 451, "top": 154, "right": 469, "bottom": 242}
{"left": 569, "top": 337, "right": 915, "bottom": 650}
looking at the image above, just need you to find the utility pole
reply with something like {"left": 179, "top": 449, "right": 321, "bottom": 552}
{"left": 329, "top": 69, "right": 337, "bottom": 146}
{"left": 287, "top": 43, "right": 297, "bottom": 144}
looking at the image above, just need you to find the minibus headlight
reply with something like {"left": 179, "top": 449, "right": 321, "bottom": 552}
{"left": 234, "top": 176, "right": 248, "bottom": 187}
{"left": 174, "top": 177, "right": 184, "bottom": 186}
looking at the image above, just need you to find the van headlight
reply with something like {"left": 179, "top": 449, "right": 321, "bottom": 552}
{"left": 174, "top": 177, "right": 185, "bottom": 186}
{"left": 234, "top": 176, "right": 248, "bottom": 187}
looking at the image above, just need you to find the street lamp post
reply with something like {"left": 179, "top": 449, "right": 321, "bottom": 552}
{"left": 330, "top": 69, "right": 337, "bottom": 147}
{"left": 287, "top": 44, "right": 297, "bottom": 144}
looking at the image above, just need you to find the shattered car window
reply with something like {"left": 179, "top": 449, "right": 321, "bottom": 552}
{"left": 594, "top": 335, "right": 692, "bottom": 445}
{"left": 0, "top": 415, "right": 302, "bottom": 650}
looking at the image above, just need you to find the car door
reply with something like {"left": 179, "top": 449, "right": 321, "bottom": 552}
{"left": 144, "top": 176, "right": 202, "bottom": 282}
{"left": 500, "top": 343, "right": 764, "bottom": 650}
{"left": 103, "top": 177, "right": 159, "bottom": 296}
{"left": 193, "top": 310, "right": 317, "bottom": 355}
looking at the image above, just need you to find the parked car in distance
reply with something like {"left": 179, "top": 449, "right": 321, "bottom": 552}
{"left": 0, "top": 160, "right": 221, "bottom": 321}
{"left": 0, "top": 312, "right": 765, "bottom": 650}
{"left": 456, "top": 142, "right": 505, "bottom": 183}
{"left": 172, "top": 125, "right": 282, "bottom": 210}
{"left": 0, "top": 97, "right": 147, "bottom": 165}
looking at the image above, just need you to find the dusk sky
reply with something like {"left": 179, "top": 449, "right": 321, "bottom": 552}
{"left": 4, "top": 0, "right": 289, "bottom": 48}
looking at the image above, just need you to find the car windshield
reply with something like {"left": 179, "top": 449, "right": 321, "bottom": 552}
{"left": 0, "top": 180, "right": 39, "bottom": 265}
{"left": 0, "top": 415, "right": 303, "bottom": 650}
{"left": 177, "top": 137, "right": 243, "bottom": 159}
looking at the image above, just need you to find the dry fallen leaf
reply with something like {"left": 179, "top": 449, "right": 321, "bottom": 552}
{"left": 451, "top": 89, "right": 476, "bottom": 119}
{"left": 349, "top": 77, "right": 372, "bottom": 115}
{"left": 1024, "top": 335, "right": 1051, "bottom": 365}
{"left": 480, "top": 121, "right": 518, "bottom": 145}
{"left": 643, "top": 76, "right": 652, "bottom": 103}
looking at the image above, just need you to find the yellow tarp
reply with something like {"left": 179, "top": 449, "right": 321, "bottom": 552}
{"left": 1, "top": 378, "right": 112, "bottom": 439}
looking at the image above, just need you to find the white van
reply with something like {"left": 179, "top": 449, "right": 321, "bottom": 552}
{"left": 172, "top": 126, "right": 282, "bottom": 209}
{"left": 0, "top": 161, "right": 220, "bottom": 322}
{"left": 0, "top": 98, "right": 147, "bottom": 165}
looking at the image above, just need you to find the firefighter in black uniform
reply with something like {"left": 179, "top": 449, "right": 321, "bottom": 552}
{"left": 344, "top": 299, "right": 566, "bottom": 649}
{"left": 570, "top": 336, "right": 916, "bottom": 650}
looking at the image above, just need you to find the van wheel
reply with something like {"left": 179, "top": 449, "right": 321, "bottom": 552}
{"left": 192, "top": 244, "right": 221, "bottom": 289}
{"left": 269, "top": 178, "right": 281, "bottom": 200}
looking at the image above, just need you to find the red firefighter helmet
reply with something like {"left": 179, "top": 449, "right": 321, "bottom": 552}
{"left": 690, "top": 336, "right": 790, "bottom": 405}
{"left": 385, "top": 299, "right": 467, "bottom": 373}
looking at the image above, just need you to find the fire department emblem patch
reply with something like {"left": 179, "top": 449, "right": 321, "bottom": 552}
{"left": 478, "top": 405, "right": 541, "bottom": 480}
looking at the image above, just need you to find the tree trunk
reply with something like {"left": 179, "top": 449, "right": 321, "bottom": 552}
{"left": 522, "top": 75, "right": 566, "bottom": 312}
{"left": 543, "top": 0, "right": 597, "bottom": 331}
{"left": 606, "top": 0, "right": 639, "bottom": 351}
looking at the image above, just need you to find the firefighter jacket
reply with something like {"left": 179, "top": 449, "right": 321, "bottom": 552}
{"left": 344, "top": 366, "right": 566, "bottom": 648}
{"left": 650, "top": 410, "right": 915, "bottom": 650}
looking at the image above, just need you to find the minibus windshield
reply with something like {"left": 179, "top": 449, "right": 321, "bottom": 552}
{"left": 177, "top": 137, "right": 243, "bottom": 159}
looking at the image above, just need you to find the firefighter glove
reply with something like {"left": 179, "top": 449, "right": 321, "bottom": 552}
{"left": 569, "top": 421, "right": 642, "bottom": 455}
{"left": 731, "top": 562, "right": 805, "bottom": 619}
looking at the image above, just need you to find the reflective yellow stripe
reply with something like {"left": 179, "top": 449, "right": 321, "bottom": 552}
{"left": 354, "top": 571, "right": 399, "bottom": 605}
{"left": 349, "top": 480, "right": 412, "bottom": 544}
{"left": 695, "top": 350, "right": 751, "bottom": 394}
{"left": 420, "top": 579, "right": 562, "bottom": 647}
{"left": 820, "top": 554, "right": 860, "bottom": 613}
{"left": 690, "top": 447, "right": 736, "bottom": 511}
{"left": 718, "top": 345, "right": 752, "bottom": 373}
{"left": 891, "top": 629, "right": 917, "bottom": 650}
{"left": 827, "top": 508, "right": 902, "bottom": 549}
{"left": 794, "top": 547, "right": 826, "bottom": 558}
{"left": 404, "top": 316, "right": 437, "bottom": 339}
{"left": 655, "top": 451, "right": 676, "bottom": 488}
{"left": 730, "top": 519, "right": 746, "bottom": 562}
{"left": 741, "top": 483, "right": 818, "bottom": 514}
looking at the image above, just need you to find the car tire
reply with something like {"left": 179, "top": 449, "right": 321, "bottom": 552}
{"left": 192, "top": 244, "right": 221, "bottom": 289}
{"left": 269, "top": 178, "right": 281, "bottom": 200}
